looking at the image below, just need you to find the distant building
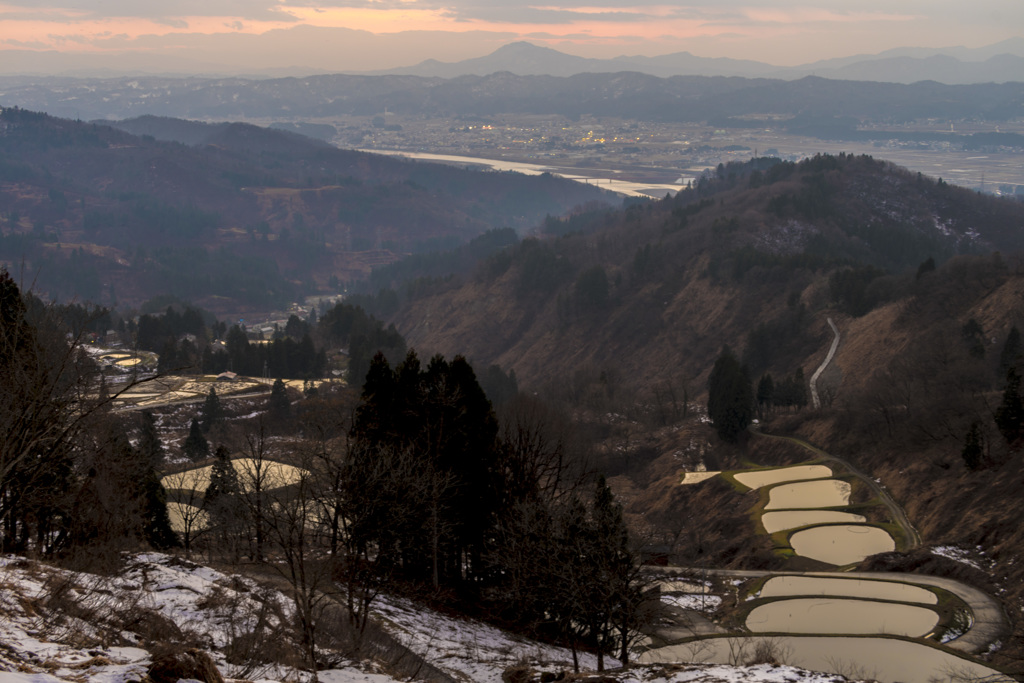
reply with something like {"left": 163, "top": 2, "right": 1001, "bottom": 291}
{"left": 216, "top": 371, "right": 238, "bottom": 382}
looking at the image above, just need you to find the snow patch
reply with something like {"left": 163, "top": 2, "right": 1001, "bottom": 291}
{"left": 660, "top": 594, "right": 723, "bottom": 612}
{"left": 930, "top": 545, "right": 985, "bottom": 571}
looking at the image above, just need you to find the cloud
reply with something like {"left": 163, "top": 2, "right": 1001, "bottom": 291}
{"left": 155, "top": 17, "right": 190, "bottom": 28}
{"left": 0, "top": 37, "right": 52, "bottom": 48}
{"left": 0, "top": 0, "right": 298, "bottom": 22}
{"left": 526, "top": 30, "right": 624, "bottom": 39}
{"left": 440, "top": 5, "right": 653, "bottom": 25}
{"left": 0, "top": 0, "right": 1020, "bottom": 74}
{"left": 4, "top": 0, "right": 1021, "bottom": 34}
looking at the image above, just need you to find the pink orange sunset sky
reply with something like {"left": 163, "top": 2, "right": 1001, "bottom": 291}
{"left": 0, "top": 0, "right": 1021, "bottom": 74}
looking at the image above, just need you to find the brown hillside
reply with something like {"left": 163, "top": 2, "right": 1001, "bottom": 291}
{"left": 394, "top": 154, "right": 1024, "bottom": 396}
{"left": 387, "top": 154, "right": 1024, "bottom": 669}
{"left": 0, "top": 107, "right": 608, "bottom": 313}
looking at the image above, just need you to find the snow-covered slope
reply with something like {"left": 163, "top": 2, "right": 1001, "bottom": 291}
{"left": 0, "top": 554, "right": 854, "bottom": 683}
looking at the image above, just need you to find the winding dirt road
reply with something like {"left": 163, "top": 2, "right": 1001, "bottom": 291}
{"left": 809, "top": 317, "right": 840, "bottom": 409}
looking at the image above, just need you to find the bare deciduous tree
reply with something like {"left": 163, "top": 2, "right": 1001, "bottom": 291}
{"left": 161, "top": 468, "right": 209, "bottom": 555}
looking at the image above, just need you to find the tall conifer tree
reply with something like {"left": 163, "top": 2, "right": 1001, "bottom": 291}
{"left": 707, "top": 346, "right": 753, "bottom": 442}
{"left": 995, "top": 367, "right": 1023, "bottom": 444}
{"left": 1000, "top": 326, "right": 1022, "bottom": 376}
{"left": 138, "top": 411, "right": 164, "bottom": 467}
{"left": 201, "top": 387, "right": 222, "bottom": 433}
{"left": 183, "top": 417, "right": 209, "bottom": 461}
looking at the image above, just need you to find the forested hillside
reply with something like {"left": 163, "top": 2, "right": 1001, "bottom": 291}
{"left": 0, "top": 107, "right": 609, "bottom": 312}
{"left": 4, "top": 138, "right": 1024, "bottom": 679}
{"left": 0, "top": 260, "right": 657, "bottom": 680}
{"left": 383, "top": 153, "right": 1024, "bottom": 392}
{"left": 372, "top": 153, "right": 1024, "bottom": 669}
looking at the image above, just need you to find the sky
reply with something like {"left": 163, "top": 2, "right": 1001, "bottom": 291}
{"left": 0, "top": 0, "right": 1021, "bottom": 74}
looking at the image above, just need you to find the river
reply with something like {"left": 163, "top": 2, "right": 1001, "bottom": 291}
{"left": 359, "top": 149, "right": 691, "bottom": 198}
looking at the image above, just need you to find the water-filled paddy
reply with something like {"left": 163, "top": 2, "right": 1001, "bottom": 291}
{"left": 759, "top": 576, "right": 937, "bottom": 604}
{"left": 761, "top": 510, "right": 866, "bottom": 533}
{"left": 734, "top": 465, "right": 832, "bottom": 490}
{"left": 167, "top": 503, "right": 208, "bottom": 534}
{"left": 765, "top": 479, "right": 851, "bottom": 510}
{"left": 639, "top": 636, "right": 1007, "bottom": 683}
{"left": 161, "top": 458, "right": 308, "bottom": 494}
{"left": 746, "top": 597, "right": 938, "bottom": 636}
{"left": 789, "top": 524, "right": 895, "bottom": 565}
{"left": 650, "top": 448, "right": 999, "bottom": 679}
{"left": 681, "top": 471, "right": 720, "bottom": 484}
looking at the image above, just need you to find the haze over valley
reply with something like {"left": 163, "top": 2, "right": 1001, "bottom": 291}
{"left": 4, "top": 42, "right": 1022, "bottom": 197}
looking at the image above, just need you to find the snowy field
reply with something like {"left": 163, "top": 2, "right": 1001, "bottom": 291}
{"left": 0, "top": 554, "right": 862, "bottom": 683}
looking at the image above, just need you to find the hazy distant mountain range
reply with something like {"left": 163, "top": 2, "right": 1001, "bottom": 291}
{"left": 1, "top": 38, "right": 1023, "bottom": 85}
{"left": 362, "top": 39, "right": 1024, "bottom": 85}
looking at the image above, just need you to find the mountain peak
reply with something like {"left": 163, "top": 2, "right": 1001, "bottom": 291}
{"left": 372, "top": 38, "right": 1024, "bottom": 83}
{"left": 493, "top": 41, "right": 549, "bottom": 53}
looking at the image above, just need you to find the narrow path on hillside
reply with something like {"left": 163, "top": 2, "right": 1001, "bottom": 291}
{"left": 809, "top": 317, "right": 840, "bottom": 409}
{"left": 753, "top": 430, "right": 922, "bottom": 550}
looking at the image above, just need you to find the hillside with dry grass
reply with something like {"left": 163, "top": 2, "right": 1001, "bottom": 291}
{"left": 388, "top": 154, "right": 1024, "bottom": 395}
{"left": 379, "top": 152, "right": 1024, "bottom": 671}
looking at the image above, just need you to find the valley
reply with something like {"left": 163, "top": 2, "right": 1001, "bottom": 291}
{"left": 370, "top": 152, "right": 1024, "bottom": 678}
{"left": 348, "top": 115, "right": 1024, "bottom": 196}
{"left": 2, "top": 103, "right": 1024, "bottom": 683}
{"left": 5, "top": 70, "right": 1022, "bottom": 199}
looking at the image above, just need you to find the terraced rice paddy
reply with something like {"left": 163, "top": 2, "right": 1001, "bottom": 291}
{"left": 748, "top": 466, "right": 896, "bottom": 566}
{"left": 680, "top": 471, "right": 719, "bottom": 484}
{"left": 734, "top": 465, "right": 832, "bottom": 489}
{"left": 746, "top": 597, "right": 938, "bottom": 636}
{"left": 659, "top": 438, "right": 1003, "bottom": 680}
{"left": 759, "top": 576, "right": 937, "bottom": 604}
{"left": 162, "top": 459, "right": 309, "bottom": 533}
{"left": 764, "top": 479, "right": 851, "bottom": 510}
{"left": 281, "top": 379, "right": 330, "bottom": 390}
{"left": 789, "top": 524, "right": 896, "bottom": 566}
{"left": 130, "top": 390, "right": 199, "bottom": 407}
{"left": 761, "top": 510, "right": 866, "bottom": 533}
{"left": 161, "top": 458, "right": 308, "bottom": 494}
{"left": 111, "top": 374, "right": 276, "bottom": 409}
{"left": 166, "top": 503, "right": 208, "bottom": 534}
{"left": 639, "top": 636, "right": 1004, "bottom": 683}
